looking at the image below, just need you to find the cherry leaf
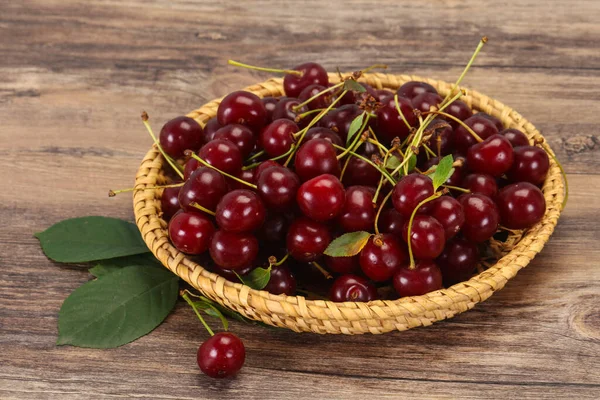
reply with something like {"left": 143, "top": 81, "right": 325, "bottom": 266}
{"left": 343, "top": 79, "right": 366, "bottom": 93}
{"left": 432, "top": 154, "right": 455, "bottom": 191}
{"left": 236, "top": 265, "right": 272, "bottom": 290}
{"left": 324, "top": 231, "right": 372, "bottom": 257}
{"left": 346, "top": 112, "right": 366, "bottom": 146}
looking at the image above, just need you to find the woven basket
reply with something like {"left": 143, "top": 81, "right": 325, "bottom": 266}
{"left": 133, "top": 73, "right": 564, "bottom": 334}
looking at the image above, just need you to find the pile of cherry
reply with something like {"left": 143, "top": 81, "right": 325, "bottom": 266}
{"left": 158, "top": 61, "right": 549, "bottom": 306}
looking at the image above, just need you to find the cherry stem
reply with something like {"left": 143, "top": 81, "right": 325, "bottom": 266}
{"left": 423, "top": 110, "right": 483, "bottom": 142}
{"left": 189, "top": 202, "right": 216, "bottom": 216}
{"left": 227, "top": 59, "right": 302, "bottom": 76}
{"left": 540, "top": 142, "right": 569, "bottom": 210}
{"left": 292, "top": 82, "right": 344, "bottom": 111}
{"left": 361, "top": 64, "right": 388, "bottom": 74}
{"left": 366, "top": 136, "right": 389, "bottom": 157}
{"left": 336, "top": 112, "right": 369, "bottom": 160}
{"left": 186, "top": 151, "right": 258, "bottom": 189}
{"left": 311, "top": 261, "right": 332, "bottom": 279}
{"left": 295, "top": 108, "right": 328, "bottom": 122}
{"left": 141, "top": 112, "right": 185, "bottom": 179}
{"left": 247, "top": 150, "right": 265, "bottom": 162}
{"left": 373, "top": 190, "right": 393, "bottom": 235}
{"left": 269, "top": 253, "right": 289, "bottom": 267}
{"left": 394, "top": 94, "right": 413, "bottom": 131}
{"left": 422, "top": 143, "right": 436, "bottom": 158}
{"left": 441, "top": 36, "right": 488, "bottom": 105}
{"left": 441, "top": 184, "right": 470, "bottom": 193}
{"left": 108, "top": 182, "right": 184, "bottom": 197}
{"left": 338, "top": 135, "right": 365, "bottom": 182}
{"left": 407, "top": 192, "right": 443, "bottom": 269}
{"left": 331, "top": 143, "right": 396, "bottom": 185}
{"left": 372, "top": 142, "right": 396, "bottom": 204}
{"left": 181, "top": 290, "right": 214, "bottom": 337}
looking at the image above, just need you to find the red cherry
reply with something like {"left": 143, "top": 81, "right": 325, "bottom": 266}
{"left": 436, "top": 237, "right": 479, "bottom": 285}
{"left": 319, "top": 104, "right": 361, "bottom": 142}
{"left": 506, "top": 145, "right": 550, "bottom": 185}
{"left": 393, "top": 261, "right": 443, "bottom": 297}
{"left": 396, "top": 81, "right": 438, "bottom": 100}
{"left": 286, "top": 217, "right": 331, "bottom": 262}
{"left": 297, "top": 174, "right": 345, "bottom": 222}
{"left": 298, "top": 84, "right": 333, "bottom": 110}
{"left": 454, "top": 115, "right": 499, "bottom": 154}
{"left": 329, "top": 275, "right": 378, "bottom": 302}
{"left": 214, "top": 124, "right": 256, "bottom": 158}
{"left": 304, "top": 127, "right": 343, "bottom": 148}
{"left": 427, "top": 196, "right": 465, "bottom": 240}
{"left": 412, "top": 92, "right": 443, "bottom": 113}
{"left": 217, "top": 90, "right": 267, "bottom": 133}
{"left": 261, "top": 97, "right": 280, "bottom": 122}
{"left": 264, "top": 263, "right": 296, "bottom": 295}
{"left": 259, "top": 119, "right": 299, "bottom": 157}
{"left": 376, "top": 95, "right": 417, "bottom": 144}
{"left": 477, "top": 112, "right": 504, "bottom": 131}
{"left": 359, "top": 234, "right": 407, "bottom": 282}
{"left": 198, "top": 139, "right": 243, "bottom": 176}
{"left": 159, "top": 116, "right": 203, "bottom": 158}
{"left": 445, "top": 100, "right": 473, "bottom": 128}
{"left": 500, "top": 128, "right": 530, "bottom": 148}
{"left": 201, "top": 118, "right": 221, "bottom": 145}
{"left": 161, "top": 186, "right": 182, "bottom": 220}
{"left": 257, "top": 166, "right": 300, "bottom": 210}
{"left": 197, "top": 332, "right": 245, "bottom": 379}
{"left": 255, "top": 160, "right": 280, "bottom": 180}
{"left": 215, "top": 189, "right": 266, "bottom": 233}
{"left": 272, "top": 97, "right": 307, "bottom": 123}
{"left": 325, "top": 255, "right": 360, "bottom": 274}
{"left": 294, "top": 138, "right": 341, "bottom": 181}
{"left": 467, "top": 134, "right": 514, "bottom": 177}
{"left": 392, "top": 173, "right": 434, "bottom": 218}
{"left": 168, "top": 211, "right": 215, "bottom": 255}
{"left": 283, "top": 62, "right": 329, "bottom": 98}
{"left": 337, "top": 186, "right": 376, "bottom": 232}
{"left": 402, "top": 215, "right": 446, "bottom": 259}
{"left": 341, "top": 156, "right": 380, "bottom": 187}
{"left": 462, "top": 173, "right": 498, "bottom": 198}
{"left": 228, "top": 168, "right": 256, "bottom": 191}
{"left": 377, "top": 208, "right": 406, "bottom": 237}
{"left": 428, "top": 119, "right": 454, "bottom": 155}
{"left": 179, "top": 167, "right": 228, "bottom": 212}
{"left": 184, "top": 158, "right": 201, "bottom": 180}
{"left": 259, "top": 213, "right": 290, "bottom": 243}
{"left": 457, "top": 194, "right": 499, "bottom": 242}
{"left": 495, "top": 182, "right": 546, "bottom": 229}
{"left": 209, "top": 230, "right": 258, "bottom": 270}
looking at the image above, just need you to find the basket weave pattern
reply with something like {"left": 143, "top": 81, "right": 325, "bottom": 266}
{"left": 133, "top": 73, "right": 564, "bottom": 334}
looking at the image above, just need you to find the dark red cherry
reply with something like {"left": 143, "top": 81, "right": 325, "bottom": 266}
{"left": 500, "top": 128, "right": 530, "bottom": 148}
{"left": 228, "top": 168, "right": 256, "bottom": 191}
{"left": 495, "top": 182, "right": 546, "bottom": 229}
{"left": 295, "top": 138, "right": 340, "bottom": 182}
{"left": 201, "top": 118, "right": 221, "bottom": 145}
{"left": 209, "top": 230, "right": 258, "bottom": 270}
{"left": 436, "top": 237, "right": 479, "bottom": 285}
{"left": 506, "top": 145, "right": 550, "bottom": 185}
{"left": 259, "top": 213, "right": 290, "bottom": 243}
{"left": 341, "top": 156, "right": 380, "bottom": 187}
{"left": 401, "top": 215, "right": 445, "bottom": 259}
{"left": 393, "top": 261, "right": 442, "bottom": 297}
{"left": 261, "top": 97, "right": 280, "bottom": 122}
{"left": 259, "top": 119, "right": 298, "bottom": 157}
{"left": 161, "top": 186, "right": 182, "bottom": 220}
{"left": 297, "top": 174, "right": 345, "bottom": 222}
{"left": 283, "top": 62, "right": 329, "bottom": 98}
{"left": 215, "top": 189, "right": 266, "bottom": 233}
{"left": 304, "top": 127, "right": 343, "bottom": 148}
{"left": 257, "top": 166, "right": 300, "bottom": 210}
{"left": 213, "top": 263, "right": 256, "bottom": 283}
{"left": 217, "top": 90, "right": 267, "bottom": 133}
{"left": 454, "top": 115, "right": 499, "bottom": 154}
{"left": 337, "top": 186, "right": 376, "bottom": 232}
{"left": 462, "top": 173, "right": 498, "bottom": 198}
{"left": 376, "top": 95, "right": 417, "bottom": 144}
{"left": 184, "top": 158, "right": 201, "bottom": 180}
{"left": 378, "top": 208, "right": 406, "bottom": 237}
{"left": 397, "top": 81, "right": 438, "bottom": 100}
{"left": 359, "top": 234, "right": 407, "bottom": 282}
{"left": 427, "top": 196, "right": 465, "bottom": 240}
{"left": 179, "top": 167, "right": 228, "bottom": 212}
{"left": 457, "top": 193, "right": 499, "bottom": 242}
{"left": 329, "top": 275, "right": 378, "bottom": 302}
{"left": 159, "top": 116, "right": 203, "bottom": 158}
{"left": 298, "top": 84, "right": 332, "bottom": 110}
{"left": 445, "top": 100, "right": 473, "bottom": 128}
{"left": 319, "top": 104, "right": 361, "bottom": 142}
{"left": 428, "top": 119, "right": 454, "bottom": 156}
{"left": 467, "top": 134, "right": 514, "bottom": 177}
{"left": 392, "top": 174, "right": 434, "bottom": 218}
{"left": 197, "top": 332, "right": 245, "bottom": 379}
{"left": 286, "top": 217, "right": 331, "bottom": 262}
{"left": 214, "top": 124, "right": 256, "bottom": 158}
{"left": 477, "top": 112, "right": 504, "bottom": 131}
{"left": 198, "top": 139, "right": 243, "bottom": 175}
{"left": 255, "top": 160, "right": 280, "bottom": 180}
{"left": 325, "top": 255, "right": 359, "bottom": 274}
{"left": 272, "top": 97, "right": 306, "bottom": 123}
{"left": 264, "top": 263, "right": 296, "bottom": 295}
{"left": 374, "top": 89, "right": 393, "bottom": 103}
{"left": 168, "top": 211, "right": 215, "bottom": 255}
{"left": 412, "top": 92, "right": 443, "bottom": 113}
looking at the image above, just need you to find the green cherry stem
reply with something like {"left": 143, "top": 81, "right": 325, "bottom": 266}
{"left": 361, "top": 63, "right": 388, "bottom": 74}
{"left": 373, "top": 190, "right": 393, "bottom": 235}
{"left": 311, "top": 261, "right": 332, "bottom": 279}
{"left": 108, "top": 182, "right": 184, "bottom": 197}
{"left": 441, "top": 36, "right": 488, "bottom": 105}
{"left": 406, "top": 192, "right": 443, "bottom": 269}
{"left": 227, "top": 59, "right": 302, "bottom": 76}
{"left": 331, "top": 143, "right": 396, "bottom": 185}
{"left": 189, "top": 202, "right": 216, "bottom": 216}
{"left": 141, "top": 112, "right": 185, "bottom": 179}
{"left": 247, "top": 150, "right": 265, "bottom": 162}
{"left": 268, "top": 253, "right": 290, "bottom": 267}
{"left": 293, "top": 82, "right": 344, "bottom": 111}
{"left": 186, "top": 151, "right": 258, "bottom": 189}
{"left": 181, "top": 290, "right": 214, "bottom": 337}
{"left": 422, "top": 110, "right": 483, "bottom": 142}
{"left": 394, "top": 94, "right": 413, "bottom": 131}
{"left": 441, "top": 185, "right": 470, "bottom": 193}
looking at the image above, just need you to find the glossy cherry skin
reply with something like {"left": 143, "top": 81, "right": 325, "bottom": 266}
{"left": 500, "top": 128, "right": 530, "bottom": 148}
{"left": 283, "top": 62, "right": 329, "bottom": 98}
{"left": 168, "top": 211, "right": 215, "bottom": 255}
{"left": 319, "top": 104, "right": 361, "bottom": 142}
{"left": 201, "top": 118, "right": 221, "bottom": 145}
{"left": 445, "top": 100, "right": 473, "bottom": 128}
{"left": 359, "top": 234, "right": 407, "bottom": 282}
{"left": 215, "top": 189, "right": 266, "bottom": 233}
{"left": 228, "top": 168, "right": 256, "bottom": 191}
{"left": 297, "top": 174, "right": 345, "bottom": 222}
{"left": 179, "top": 167, "right": 228, "bottom": 212}
{"left": 329, "top": 274, "right": 378, "bottom": 302}
{"left": 209, "top": 230, "right": 258, "bottom": 270}
{"left": 257, "top": 166, "right": 300, "bottom": 211}
{"left": 159, "top": 116, "right": 204, "bottom": 158}
{"left": 506, "top": 145, "right": 550, "bottom": 185}
{"left": 477, "top": 112, "right": 504, "bottom": 131}
{"left": 261, "top": 97, "right": 280, "bottom": 122}
{"left": 214, "top": 124, "right": 256, "bottom": 158}
{"left": 412, "top": 92, "right": 443, "bottom": 113}
{"left": 427, "top": 196, "right": 465, "bottom": 240}
{"left": 272, "top": 97, "right": 307, "bottom": 123}
{"left": 428, "top": 119, "right": 454, "bottom": 155}
{"left": 298, "top": 84, "right": 333, "bottom": 110}
{"left": 286, "top": 217, "right": 331, "bottom": 262}
{"left": 462, "top": 173, "right": 498, "bottom": 198}
{"left": 259, "top": 213, "right": 290, "bottom": 243}
{"left": 198, "top": 139, "right": 243, "bottom": 176}
{"left": 264, "top": 263, "right": 297, "bottom": 295}
{"left": 457, "top": 193, "right": 499, "bottom": 242}
{"left": 161, "top": 186, "right": 182, "bottom": 220}
{"left": 393, "top": 261, "right": 443, "bottom": 297}
{"left": 378, "top": 208, "right": 406, "bottom": 237}
{"left": 376, "top": 95, "right": 417, "bottom": 144}
{"left": 341, "top": 156, "right": 380, "bottom": 187}
{"left": 454, "top": 115, "right": 499, "bottom": 154}
{"left": 217, "top": 90, "right": 267, "bottom": 133}
{"left": 259, "top": 119, "right": 298, "bottom": 157}
{"left": 397, "top": 81, "right": 438, "bottom": 100}
{"left": 495, "top": 182, "right": 546, "bottom": 229}
{"left": 325, "top": 255, "right": 360, "bottom": 274}
{"left": 197, "top": 332, "right": 245, "bottom": 379}
{"left": 436, "top": 237, "right": 479, "bottom": 285}
{"left": 392, "top": 174, "right": 434, "bottom": 218}
{"left": 184, "top": 158, "right": 201, "bottom": 180}
{"left": 295, "top": 138, "right": 341, "bottom": 181}
{"left": 337, "top": 186, "right": 376, "bottom": 232}
{"left": 374, "top": 89, "right": 393, "bottom": 102}
{"left": 402, "top": 215, "right": 446, "bottom": 259}
{"left": 467, "top": 134, "right": 514, "bottom": 177}
{"left": 255, "top": 160, "right": 280, "bottom": 180}
{"left": 304, "top": 127, "right": 343, "bottom": 148}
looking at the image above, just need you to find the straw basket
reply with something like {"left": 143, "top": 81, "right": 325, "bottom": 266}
{"left": 133, "top": 73, "right": 564, "bottom": 334}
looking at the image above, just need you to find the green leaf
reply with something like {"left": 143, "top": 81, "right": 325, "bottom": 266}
{"left": 346, "top": 112, "right": 366, "bottom": 146}
{"left": 385, "top": 155, "right": 401, "bottom": 169}
{"left": 238, "top": 266, "right": 272, "bottom": 290}
{"left": 89, "top": 254, "right": 162, "bottom": 278}
{"left": 57, "top": 265, "right": 179, "bottom": 348}
{"left": 35, "top": 217, "right": 150, "bottom": 263}
{"left": 343, "top": 79, "right": 366, "bottom": 93}
{"left": 432, "top": 154, "right": 455, "bottom": 191}
{"left": 407, "top": 154, "right": 417, "bottom": 173}
{"left": 324, "top": 231, "right": 372, "bottom": 257}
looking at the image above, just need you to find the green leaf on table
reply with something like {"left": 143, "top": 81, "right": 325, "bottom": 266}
{"left": 346, "top": 112, "right": 366, "bottom": 146}
{"left": 35, "top": 216, "right": 150, "bottom": 263}
{"left": 431, "top": 154, "right": 455, "bottom": 191}
{"left": 237, "top": 266, "right": 272, "bottom": 290}
{"left": 89, "top": 253, "right": 162, "bottom": 278}
{"left": 324, "top": 231, "right": 372, "bottom": 257}
{"left": 343, "top": 79, "right": 366, "bottom": 93}
{"left": 57, "top": 265, "right": 179, "bottom": 348}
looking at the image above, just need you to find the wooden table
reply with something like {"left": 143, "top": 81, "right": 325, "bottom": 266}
{"left": 1, "top": 1, "right": 599, "bottom": 398}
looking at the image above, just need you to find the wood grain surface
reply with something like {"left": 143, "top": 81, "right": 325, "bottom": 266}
{"left": 1, "top": 0, "right": 599, "bottom": 398}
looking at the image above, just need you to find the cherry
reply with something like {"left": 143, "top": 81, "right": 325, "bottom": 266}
{"left": 341, "top": 156, "right": 380, "bottom": 188}
{"left": 297, "top": 174, "right": 345, "bottom": 222}
{"left": 396, "top": 81, "right": 438, "bottom": 100}
{"left": 168, "top": 211, "right": 215, "bottom": 255}
{"left": 428, "top": 119, "right": 454, "bottom": 155}
{"left": 454, "top": 115, "right": 499, "bottom": 154}
{"left": 304, "top": 127, "right": 343, "bottom": 148}
{"left": 283, "top": 62, "right": 329, "bottom": 98}
{"left": 427, "top": 196, "right": 465, "bottom": 240}
{"left": 286, "top": 217, "right": 331, "bottom": 262}
{"left": 272, "top": 97, "right": 307, "bottom": 122}
{"left": 374, "top": 89, "right": 393, "bottom": 102}
{"left": 329, "top": 275, "right": 378, "bottom": 302}
{"left": 457, "top": 193, "right": 499, "bottom": 242}
{"left": 217, "top": 90, "right": 267, "bottom": 133}
{"left": 212, "top": 263, "right": 256, "bottom": 283}
{"left": 325, "top": 255, "right": 360, "bottom": 274}
{"left": 392, "top": 173, "right": 434, "bottom": 218}
{"left": 209, "top": 230, "right": 258, "bottom": 270}
{"left": 392, "top": 261, "right": 442, "bottom": 297}
{"left": 255, "top": 160, "right": 280, "bottom": 180}
{"left": 462, "top": 173, "right": 498, "bottom": 198}
{"left": 506, "top": 145, "right": 550, "bottom": 185}
{"left": 214, "top": 124, "right": 256, "bottom": 158}
{"left": 412, "top": 92, "right": 443, "bottom": 113}
{"left": 161, "top": 186, "right": 182, "bottom": 220}
{"left": 229, "top": 168, "right": 256, "bottom": 191}
{"left": 359, "top": 234, "right": 407, "bottom": 282}
{"left": 376, "top": 95, "right": 417, "bottom": 144}
{"left": 467, "top": 134, "right": 514, "bottom": 177}
{"left": 159, "top": 116, "right": 203, "bottom": 158}
{"left": 298, "top": 84, "right": 333, "bottom": 110}
{"left": 445, "top": 100, "right": 473, "bottom": 128}
{"left": 259, "top": 213, "right": 289, "bottom": 243}
{"left": 201, "top": 118, "right": 222, "bottom": 145}
{"left": 319, "top": 104, "right": 361, "bottom": 142}
{"left": 215, "top": 189, "right": 266, "bottom": 233}
{"left": 257, "top": 165, "right": 300, "bottom": 210}
{"left": 295, "top": 138, "right": 340, "bottom": 181}
{"left": 378, "top": 208, "right": 406, "bottom": 237}
{"left": 179, "top": 167, "right": 228, "bottom": 212}
{"left": 259, "top": 119, "right": 299, "bottom": 157}
{"left": 500, "top": 128, "right": 530, "bottom": 148}
{"left": 197, "top": 332, "right": 245, "bottom": 379}
{"left": 184, "top": 157, "right": 201, "bottom": 180}
{"left": 261, "top": 97, "right": 280, "bottom": 122}
{"left": 264, "top": 263, "right": 297, "bottom": 295}
{"left": 338, "top": 83, "right": 377, "bottom": 105}
{"left": 436, "top": 237, "right": 479, "bottom": 285}
{"left": 337, "top": 186, "right": 376, "bottom": 232}
{"left": 198, "top": 139, "right": 243, "bottom": 176}
{"left": 495, "top": 182, "right": 546, "bottom": 229}
{"left": 402, "top": 215, "right": 446, "bottom": 259}
{"left": 477, "top": 112, "right": 504, "bottom": 131}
